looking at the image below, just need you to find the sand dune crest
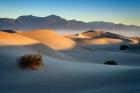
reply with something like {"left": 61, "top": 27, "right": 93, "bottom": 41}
{"left": 19, "top": 29, "right": 76, "bottom": 50}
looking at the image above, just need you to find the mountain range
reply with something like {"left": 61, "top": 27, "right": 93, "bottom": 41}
{"left": 0, "top": 15, "right": 140, "bottom": 31}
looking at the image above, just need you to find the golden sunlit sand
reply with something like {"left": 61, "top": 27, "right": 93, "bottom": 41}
{"left": 0, "top": 31, "right": 38, "bottom": 46}
{"left": 79, "top": 38, "right": 123, "bottom": 45}
{"left": 18, "top": 29, "right": 76, "bottom": 50}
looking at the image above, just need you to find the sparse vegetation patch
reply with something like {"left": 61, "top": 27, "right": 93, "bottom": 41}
{"left": 104, "top": 60, "right": 117, "bottom": 65}
{"left": 120, "top": 45, "right": 128, "bottom": 50}
{"left": 17, "top": 53, "right": 43, "bottom": 70}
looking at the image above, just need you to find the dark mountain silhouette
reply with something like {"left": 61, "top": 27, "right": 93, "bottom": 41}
{"left": 0, "top": 15, "right": 140, "bottom": 31}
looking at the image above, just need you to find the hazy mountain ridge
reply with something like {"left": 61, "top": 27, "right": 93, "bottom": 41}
{"left": 0, "top": 15, "right": 140, "bottom": 31}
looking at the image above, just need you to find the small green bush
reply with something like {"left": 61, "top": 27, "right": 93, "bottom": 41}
{"left": 104, "top": 60, "right": 117, "bottom": 65}
{"left": 17, "top": 54, "right": 43, "bottom": 70}
{"left": 120, "top": 45, "right": 128, "bottom": 50}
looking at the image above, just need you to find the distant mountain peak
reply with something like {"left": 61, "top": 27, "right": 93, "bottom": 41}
{"left": 17, "top": 15, "right": 37, "bottom": 20}
{"left": 47, "top": 15, "right": 61, "bottom": 18}
{"left": 0, "top": 15, "right": 140, "bottom": 31}
{"left": 46, "top": 15, "right": 66, "bottom": 21}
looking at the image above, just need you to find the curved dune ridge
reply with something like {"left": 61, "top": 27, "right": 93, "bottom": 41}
{"left": 79, "top": 30, "right": 126, "bottom": 39}
{"left": 19, "top": 29, "right": 76, "bottom": 50}
{"left": 64, "top": 30, "right": 106, "bottom": 40}
{"left": 79, "top": 30, "right": 106, "bottom": 38}
{"left": 65, "top": 30, "right": 133, "bottom": 45}
{"left": 0, "top": 31, "right": 38, "bottom": 45}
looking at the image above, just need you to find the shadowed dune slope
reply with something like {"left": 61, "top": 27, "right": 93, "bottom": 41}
{"left": 19, "top": 29, "right": 76, "bottom": 50}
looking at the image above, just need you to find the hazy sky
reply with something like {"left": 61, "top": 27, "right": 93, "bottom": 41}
{"left": 0, "top": 0, "right": 140, "bottom": 25}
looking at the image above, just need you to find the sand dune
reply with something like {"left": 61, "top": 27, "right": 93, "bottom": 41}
{"left": 130, "top": 36, "right": 140, "bottom": 44}
{"left": 79, "top": 30, "right": 106, "bottom": 38}
{"left": 65, "top": 34, "right": 123, "bottom": 45}
{"left": 79, "top": 30, "right": 130, "bottom": 40}
{"left": 80, "top": 38, "right": 122, "bottom": 45}
{"left": 65, "top": 30, "right": 133, "bottom": 45}
{"left": 0, "top": 31, "right": 38, "bottom": 46}
{"left": 61, "top": 31, "right": 140, "bottom": 65}
{"left": 0, "top": 31, "right": 76, "bottom": 60}
{"left": 19, "top": 29, "right": 76, "bottom": 50}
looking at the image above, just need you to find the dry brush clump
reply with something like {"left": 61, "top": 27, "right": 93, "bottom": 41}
{"left": 17, "top": 53, "right": 43, "bottom": 70}
{"left": 120, "top": 45, "right": 128, "bottom": 50}
{"left": 104, "top": 60, "right": 117, "bottom": 65}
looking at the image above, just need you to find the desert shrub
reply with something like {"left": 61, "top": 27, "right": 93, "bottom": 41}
{"left": 17, "top": 53, "right": 43, "bottom": 70}
{"left": 104, "top": 60, "right": 117, "bottom": 65}
{"left": 120, "top": 45, "right": 128, "bottom": 50}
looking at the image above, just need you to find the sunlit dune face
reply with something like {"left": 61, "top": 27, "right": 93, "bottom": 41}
{"left": 65, "top": 36, "right": 122, "bottom": 45}
{"left": 65, "top": 31, "right": 123, "bottom": 45}
{"left": 130, "top": 37, "right": 140, "bottom": 44}
{"left": 80, "top": 38, "right": 122, "bottom": 45}
{"left": 0, "top": 31, "right": 39, "bottom": 46}
{"left": 64, "top": 34, "right": 80, "bottom": 40}
{"left": 18, "top": 29, "right": 76, "bottom": 50}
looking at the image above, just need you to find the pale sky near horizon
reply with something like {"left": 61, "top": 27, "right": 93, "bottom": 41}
{"left": 0, "top": 0, "right": 140, "bottom": 26}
